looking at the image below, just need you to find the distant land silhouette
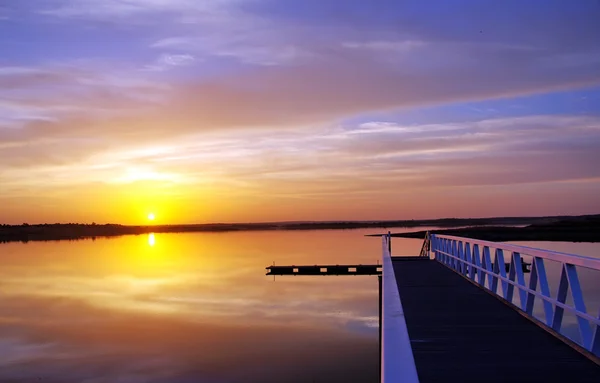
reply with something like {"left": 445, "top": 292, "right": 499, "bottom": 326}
{"left": 368, "top": 214, "right": 600, "bottom": 243}
{"left": 1, "top": 214, "right": 599, "bottom": 243}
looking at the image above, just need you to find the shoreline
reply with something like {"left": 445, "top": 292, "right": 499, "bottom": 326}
{"left": 1, "top": 214, "right": 599, "bottom": 244}
{"left": 367, "top": 215, "right": 600, "bottom": 243}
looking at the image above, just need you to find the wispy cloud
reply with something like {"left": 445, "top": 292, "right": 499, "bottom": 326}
{"left": 2, "top": 115, "right": 599, "bottom": 212}
{"left": 143, "top": 53, "right": 196, "bottom": 72}
{"left": 342, "top": 40, "right": 426, "bottom": 52}
{"left": 0, "top": 61, "right": 168, "bottom": 128}
{"left": 37, "top": 0, "right": 249, "bottom": 19}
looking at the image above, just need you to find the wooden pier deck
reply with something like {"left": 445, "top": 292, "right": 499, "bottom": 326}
{"left": 392, "top": 257, "right": 600, "bottom": 382}
{"left": 266, "top": 264, "right": 381, "bottom": 276}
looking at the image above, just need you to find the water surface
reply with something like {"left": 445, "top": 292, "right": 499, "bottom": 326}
{"left": 0, "top": 230, "right": 597, "bottom": 382}
{"left": 0, "top": 229, "right": 419, "bottom": 383}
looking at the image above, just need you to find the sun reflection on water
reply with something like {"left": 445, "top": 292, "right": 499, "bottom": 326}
{"left": 148, "top": 233, "right": 155, "bottom": 247}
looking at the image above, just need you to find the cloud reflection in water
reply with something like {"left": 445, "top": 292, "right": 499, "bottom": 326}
{"left": 0, "top": 230, "right": 394, "bottom": 382}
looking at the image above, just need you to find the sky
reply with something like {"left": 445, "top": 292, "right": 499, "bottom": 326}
{"left": 1, "top": 0, "right": 600, "bottom": 224}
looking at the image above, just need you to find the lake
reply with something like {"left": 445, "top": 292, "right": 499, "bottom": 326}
{"left": 0, "top": 229, "right": 598, "bottom": 382}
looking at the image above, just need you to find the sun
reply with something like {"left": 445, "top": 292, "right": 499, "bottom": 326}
{"left": 147, "top": 213, "right": 155, "bottom": 221}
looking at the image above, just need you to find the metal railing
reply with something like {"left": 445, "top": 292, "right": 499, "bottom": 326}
{"left": 429, "top": 234, "right": 600, "bottom": 357}
{"left": 381, "top": 234, "right": 420, "bottom": 383}
{"left": 418, "top": 231, "right": 430, "bottom": 257}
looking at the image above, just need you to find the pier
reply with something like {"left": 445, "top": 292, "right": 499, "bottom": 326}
{"left": 267, "top": 233, "right": 600, "bottom": 382}
{"left": 266, "top": 264, "right": 381, "bottom": 276}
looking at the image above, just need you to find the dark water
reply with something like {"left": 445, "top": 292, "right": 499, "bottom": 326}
{"left": 0, "top": 230, "right": 597, "bottom": 382}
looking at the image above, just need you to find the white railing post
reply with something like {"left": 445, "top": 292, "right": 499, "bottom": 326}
{"left": 506, "top": 252, "right": 527, "bottom": 308}
{"left": 525, "top": 257, "right": 538, "bottom": 316}
{"left": 552, "top": 265, "right": 569, "bottom": 332}
{"left": 482, "top": 246, "right": 493, "bottom": 290}
{"left": 494, "top": 249, "right": 508, "bottom": 298}
{"left": 441, "top": 238, "right": 447, "bottom": 264}
{"left": 472, "top": 244, "right": 483, "bottom": 286}
{"left": 514, "top": 253, "right": 527, "bottom": 310}
{"left": 527, "top": 257, "right": 554, "bottom": 326}
{"left": 443, "top": 239, "right": 448, "bottom": 264}
{"left": 564, "top": 264, "right": 592, "bottom": 349}
{"left": 465, "top": 242, "right": 473, "bottom": 279}
{"left": 592, "top": 308, "right": 600, "bottom": 355}
{"left": 483, "top": 246, "right": 493, "bottom": 291}
{"left": 458, "top": 241, "right": 466, "bottom": 275}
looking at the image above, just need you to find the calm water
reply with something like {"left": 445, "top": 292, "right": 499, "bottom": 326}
{"left": 0, "top": 230, "right": 598, "bottom": 382}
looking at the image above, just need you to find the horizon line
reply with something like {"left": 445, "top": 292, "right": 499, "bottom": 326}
{"left": 3, "top": 212, "right": 599, "bottom": 227}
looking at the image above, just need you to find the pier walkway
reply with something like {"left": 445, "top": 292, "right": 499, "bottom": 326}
{"left": 384, "top": 234, "right": 600, "bottom": 382}
{"left": 393, "top": 257, "right": 599, "bottom": 382}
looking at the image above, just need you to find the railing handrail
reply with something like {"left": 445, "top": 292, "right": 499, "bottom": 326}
{"left": 381, "top": 234, "right": 420, "bottom": 383}
{"left": 434, "top": 234, "right": 600, "bottom": 270}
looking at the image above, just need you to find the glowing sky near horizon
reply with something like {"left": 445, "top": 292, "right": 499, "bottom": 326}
{"left": 1, "top": 0, "right": 600, "bottom": 224}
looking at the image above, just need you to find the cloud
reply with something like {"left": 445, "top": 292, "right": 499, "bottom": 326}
{"left": 3, "top": 114, "right": 599, "bottom": 200}
{"left": 8, "top": 1, "right": 600, "bottom": 101}
{"left": 143, "top": 53, "right": 196, "bottom": 72}
{"left": 6, "top": 48, "right": 587, "bottom": 147}
{"left": 0, "top": 61, "right": 168, "bottom": 131}
{"left": 34, "top": 0, "right": 600, "bottom": 70}
{"left": 159, "top": 55, "right": 600, "bottom": 129}
{"left": 151, "top": 37, "right": 193, "bottom": 50}
{"left": 37, "top": 0, "right": 249, "bottom": 19}
{"left": 342, "top": 40, "right": 426, "bottom": 52}
{"left": 147, "top": 18, "right": 313, "bottom": 66}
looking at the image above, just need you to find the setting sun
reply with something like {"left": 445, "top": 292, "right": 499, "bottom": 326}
{"left": 148, "top": 213, "right": 155, "bottom": 221}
